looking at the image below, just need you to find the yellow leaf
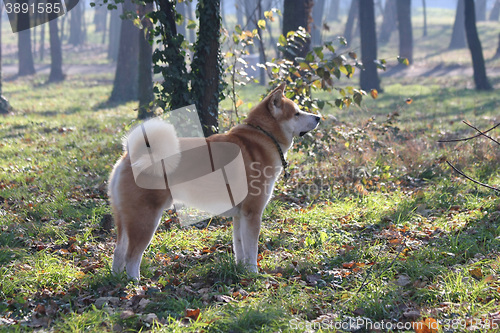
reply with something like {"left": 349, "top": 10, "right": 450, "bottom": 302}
{"left": 370, "top": 89, "right": 378, "bottom": 99}
{"left": 469, "top": 267, "right": 483, "bottom": 280}
{"left": 405, "top": 98, "right": 413, "bottom": 104}
{"left": 258, "top": 19, "right": 266, "bottom": 30}
{"left": 236, "top": 99, "right": 244, "bottom": 108}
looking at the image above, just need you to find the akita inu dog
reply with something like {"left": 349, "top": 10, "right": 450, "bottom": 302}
{"left": 108, "top": 83, "right": 320, "bottom": 279}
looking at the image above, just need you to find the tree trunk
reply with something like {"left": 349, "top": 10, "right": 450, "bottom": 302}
{"left": 176, "top": 1, "right": 187, "bottom": 40}
{"left": 378, "top": 0, "right": 396, "bottom": 45}
{"left": 108, "top": 6, "right": 121, "bottom": 61}
{"left": 283, "top": 0, "right": 314, "bottom": 58}
{"left": 325, "top": 0, "right": 339, "bottom": 22}
{"left": 138, "top": 3, "right": 154, "bottom": 119}
{"left": 449, "top": 0, "right": 466, "bottom": 49}
{"left": 344, "top": 0, "right": 358, "bottom": 44}
{"left": 0, "top": 12, "right": 10, "bottom": 114}
{"left": 475, "top": 0, "right": 486, "bottom": 21}
{"left": 311, "top": 0, "right": 326, "bottom": 46}
{"left": 464, "top": 0, "right": 491, "bottom": 90}
{"left": 396, "top": 0, "right": 413, "bottom": 65}
{"left": 422, "top": 0, "right": 427, "bottom": 37}
{"left": 109, "top": 0, "right": 139, "bottom": 102}
{"left": 18, "top": 28, "right": 36, "bottom": 76}
{"left": 48, "top": 15, "right": 65, "bottom": 82}
{"left": 236, "top": 0, "right": 244, "bottom": 26}
{"left": 68, "top": 1, "right": 83, "bottom": 45}
{"left": 191, "top": 0, "right": 223, "bottom": 137}
{"left": 94, "top": 4, "right": 108, "bottom": 32}
{"left": 494, "top": 32, "right": 500, "bottom": 58}
{"left": 490, "top": 0, "right": 500, "bottom": 21}
{"left": 186, "top": 0, "right": 196, "bottom": 44}
{"left": 359, "top": 0, "right": 380, "bottom": 92}
{"left": 40, "top": 23, "right": 45, "bottom": 60}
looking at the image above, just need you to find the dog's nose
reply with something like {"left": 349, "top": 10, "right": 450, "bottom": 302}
{"left": 315, "top": 116, "right": 321, "bottom": 123}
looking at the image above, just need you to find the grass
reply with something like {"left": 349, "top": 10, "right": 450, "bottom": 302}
{"left": 1, "top": 7, "right": 500, "bottom": 333}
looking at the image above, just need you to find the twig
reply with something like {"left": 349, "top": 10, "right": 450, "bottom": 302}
{"left": 438, "top": 122, "right": 500, "bottom": 143}
{"left": 446, "top": 161, "right": 500, "bottom": 192}
{"left": 463, "top": 121, "right": 500, "bottom": 146}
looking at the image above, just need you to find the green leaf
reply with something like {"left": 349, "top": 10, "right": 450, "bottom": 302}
{"left": 235, "top": 25, "right": 242, "bottom": 34}
{"left": 187, "top": 19, "right": 197, "bottom": 29}
{"left": 278, "top": 34, "right": 286, "bottom": 46}
{"left": 313, "top": 46, "right": 324, "bottom": 60}
{"left": 397, "top": 56, "right": 410, "bottom": 66}
{"left": 305, "top": 52, "right": 315, "bottom": 62}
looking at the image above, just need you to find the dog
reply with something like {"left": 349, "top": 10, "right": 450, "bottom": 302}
{"left": 108, "top": 82, "right": 320, "bottom": 279}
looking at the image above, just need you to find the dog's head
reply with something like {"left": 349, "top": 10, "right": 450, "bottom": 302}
{"left": 265, "top": 83, "right": 321, "bottom": 139}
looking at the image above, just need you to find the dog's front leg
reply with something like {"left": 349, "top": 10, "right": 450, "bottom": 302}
{"left": 239, "top": 212, "right": 262, "bottom": 273}
{"left": 232, "top": 215, "right": 244, "bottom": 264}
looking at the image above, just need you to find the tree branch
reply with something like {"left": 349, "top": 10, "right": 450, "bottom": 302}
{"left": 446, "top": 161, "right": 500, "bottom": 192}
{"left": 438, "top": 122, "right": 500, "bottom": 143}
{"left": 462, "top": 121, "right": 500, "bottom": 145}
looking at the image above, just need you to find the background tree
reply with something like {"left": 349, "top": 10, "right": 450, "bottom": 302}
{"left": 475, "top": 0, "right": 486, "bottom": 21}
{"left": 282, "top": 0, "right": 314, "bottom": 58}
{"left": 422, "top": 0, "right": 427, "bottom": 37}
{"left": 490, "top": 0, "right": 500, "bottom": 21}
{"left": 48, "top": 14, "right": 65, "bottom": 82}
{"left": 0, "top": 11, "right": 11, "bottom": 114}
{"left": 138, "top": 2, "right": 154, "bottom": 119}
{"left": 108, "top": 5, "right": 121, "bottom": 61}
{"left": 396, "top": 0, "right": 413, "bottom": 65}
{"left": 18, "top": 27, "right": 36, "bottom": 76}
{"left": 449, "top": 0, "right": 466, "bottom": 49}
{"left": 326, "top": 0, "right": 340, "bottom": 22}
{"left": 378, "top": 0, "right": 396, "bottom": 45}
{"left": 311, "top": 0, "right": 326, "bottom": 46}
{"left": 109, "top": 0, "right": 139, "bottom": 102}
{"left": 68, "top": 1, "right": 84, "bottom": 45}
{"left": 464, "top": 0, "right": 491, "bottom": 90}
{"left": 359, "top": 0, "right": 380, "bottom": 92}
{"left": 344, "top": 0, "right": 358, "bottom": 44}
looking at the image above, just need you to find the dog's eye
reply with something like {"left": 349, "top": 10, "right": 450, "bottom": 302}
{"left": 295, "top": 112, "right": 300, "bottom": 117}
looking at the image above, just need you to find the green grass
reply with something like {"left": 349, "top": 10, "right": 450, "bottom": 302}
{"left": 1, "top": 7, "right": 500, "bottom": 333}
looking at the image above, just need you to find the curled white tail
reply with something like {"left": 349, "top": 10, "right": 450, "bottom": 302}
{"left": 124, "top": 118, "right": 181, "bottom": 178}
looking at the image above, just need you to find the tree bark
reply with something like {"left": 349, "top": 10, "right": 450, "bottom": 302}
{"left": 344, "top": 0, "right": 358, "bottom": 44}
{"left": 449, "top": 0, "right": 466, "bottom": 49}
{"left": 359, "top": 0, "right": 380, "bottom": 92}
{"left": 490, "top": 0, "right": 500, "bottom": 21}
{"left": 464, "top": 0, "right": 491, "bottom": 90}
{"left": 396, "top": 0, "right": 413, "bottom": 65}
{"left": 48, "top": 15, "right": 65, "bottom": 82}
{"left": 191, "top": 0, "right": 222, "bottom": 136}
{"left": 283, "top": 0, "right": 314, "bottom": 59}
{"left": 378, "top": 0, "right": 396, "bottom": 45}
{"left": 109, "top": 0, "right": 139, "bottom": 102}
{"left": 311, "top": 0, "right": 326, "bottom": 46}
{"left": 138, "top": 3, "right": 154, "bottom": 119}
{"left": 18, "top": 29, "right": 36, "bottom": 76}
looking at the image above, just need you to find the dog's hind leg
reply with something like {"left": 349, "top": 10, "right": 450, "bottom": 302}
{"left": 112, "top": 211, "right": 127, "bottom": 274}
{"left": 123, "top": 207, "right": 164, "bottom": 280}
{"left": 239, "top": 212, "right": 262, "bottom": 273}
{"left": 232, "top": 215, "right": 244, "bottom": 264}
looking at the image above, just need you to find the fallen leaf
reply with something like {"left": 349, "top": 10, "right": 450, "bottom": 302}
{"left": 185, "top": 308, "right": 200, "bottom": 321}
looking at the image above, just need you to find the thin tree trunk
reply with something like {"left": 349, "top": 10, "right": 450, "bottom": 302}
{"left": 138, "top": 3, "right": 154, "bottom": 119}
{"left": 464, "top": 0, "right": 491, "bottom": 90}
{"left": 283, "top": 0, "right": 314, "bottom": 58}
{"left": 18, "top": 27, "right": 36, "bottom": 76}
{"left": 68, "top": 2, "right": 83, "bottom": 45}
{"left": 176, "top": 1, "right": 187, "bottom": 40}
{"left": 359, "top": 0, "right": 380, "bottom": 92}
{"left": 396, "top": 0, "right": 413, "bottom": 65}
{"left": 109, "top": 0, "right": 139, "bottom": 102}
{"left": 490, "top": 0, "right": 500, "bottom": 21}
{"left": 48, "top": 15, "right": 65, "bottom": 82}
{"left": 378, "top": 0, "right": 396, "bottom": 44}
{"left": 326, "top": 0, "right": 340, "bottom": 22}
{"left": 449, "top": 0, "right": 466, "bottom": 49}
{"left": 476, "top": 0, "right": 486, "bottom": 21}
{"left": 0, "top": 10, "right": 10, "bottom": 114}
{"left": 191, "top": 0, "right": 222, "bottom": 137}
{"left": 344, "top": 0, "right": 359, "bottom": 44}
{"left": 108, "top": 6, "right": 121, "bottom": 61}
{"left": 422, "top": 0, "right": 427, "bottom": 37}
{"left": 186, "top": 0, "right": 195, "bottom": 44}
{"left": 311, "top": 0, "right": 326, "bottom": 46}
{"left": 236, "top": 0, "right": 244, "bottom": 27}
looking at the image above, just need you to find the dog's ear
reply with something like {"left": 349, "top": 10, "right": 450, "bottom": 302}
{"left": 267, "top": 83, "right": 285, "bottom": 116}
